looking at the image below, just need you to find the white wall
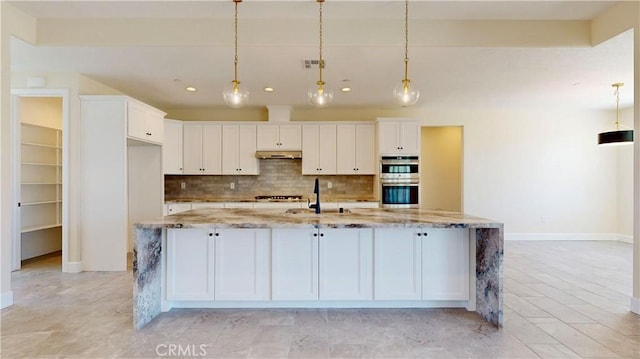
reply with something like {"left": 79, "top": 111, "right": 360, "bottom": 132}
{"left": 617, "top": 107, "right": 634, "bottom": 239}
{"left": 424, "top": 107, "right": 619, "bottom": 237}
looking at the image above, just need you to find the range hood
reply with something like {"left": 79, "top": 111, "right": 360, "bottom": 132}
{"left": 255, "top": 151, "right": 302, "bottom": 159}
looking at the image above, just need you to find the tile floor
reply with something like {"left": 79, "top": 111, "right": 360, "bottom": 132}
{"left": 1, "top": 240, "right": 638, "bottom": 358}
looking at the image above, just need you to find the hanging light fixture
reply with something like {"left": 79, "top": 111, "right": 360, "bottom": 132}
{"left": 598, "top": 83, "right": 633, "bottom": 145}
{"left": 308, "top": 0, "right": 333, "bottom": 107}
{"left": 393, "top": 0, "right": 420, "bottom": 107}
{"left": 222, "top": 0, "right": 249, "bottom": 108}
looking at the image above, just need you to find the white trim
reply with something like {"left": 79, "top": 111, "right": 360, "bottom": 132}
{"left": 65, "top": 261, "right": 82, "bottom": 273}
{"left": 631, "top": 297, "right": 640, "bottom": 315}
{"left": 617, "top": 234, "right": 633, "bottom": 244}
{"left": 166, "top": 300, "right": 470, "bottom": 310}
{"left": 505, "top": 233, "right": 622, "bottom": 241}
{"left": 1, "top": 290, "right": 14, "bottom": 309}
{"left": 10, "top": 89, "right": 70, "bottom": 273}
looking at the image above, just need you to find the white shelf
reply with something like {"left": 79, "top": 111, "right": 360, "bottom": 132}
{"left": 21, "top": 141, "right": 62, "bottom": 149}
{"left": 21, "top": 224, "right": 62, "bottom": 233}
{"left": 21, "top": 162, "right": 61, "bottom": 167}
{"left": 21, "top": 182, "right": 61, "bottom": 185}
{"left": 21, "top": 200, "right": 61, "bottom": 206}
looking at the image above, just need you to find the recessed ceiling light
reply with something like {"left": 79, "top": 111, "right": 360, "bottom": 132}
{"left": 264, "top": 87, "right": 275, "bottom": 92}
{"left": 185, "top": 86, "right": 197, "bottom": 92}
{"left": 341, "top": 87, "right": 352, "bottom": 92}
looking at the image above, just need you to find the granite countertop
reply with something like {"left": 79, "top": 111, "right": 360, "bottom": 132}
{"left": 165, "top": 198, "right": 378, "bottom": 204}
{"left": 136, "top": 208, "right": 502, "bottom": 229}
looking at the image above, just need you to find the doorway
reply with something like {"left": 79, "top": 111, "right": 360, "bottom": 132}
{"left": 11, "top": 90, "right": 69, "bottom": 272}
{"left": 420, "top": 126, "right": 463, "bottom": 212}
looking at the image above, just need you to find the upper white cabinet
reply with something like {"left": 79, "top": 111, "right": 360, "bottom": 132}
{"left": 302, "top": 124, "right": 337, "bottom": 175}
{"left": 214, "top": 228, "right": 270, "bottom": 300}
{"left": 163, "top": 119, "right": 183, "bottom": 174}
{"left": 336, "top": 124, "right": 376, "bottom": 174}
{"left": 221, "top": 125, "right": 259, "bottom": 175}
{"left": 422, "top": 228, "right": 470, "bottom": 301}
{"left": 127, "top": 99, "right": 165, "bottom": 144}
{"left": 183, "top": 124, "right": 222, "bottom": 175}
{"left": 271, "top": 228, "right": 319, "bottom": 300}
{"left": 257, "top": 124, "right": 302, "bottom": 150}
{"left": 166, "top": 228, "right": 215, "bottom": 301}
{"left": 377, "top": 119, "right": 420, "bottom": 155}
{"left": 319, "top": 228, "right": 373, "bottom": 300}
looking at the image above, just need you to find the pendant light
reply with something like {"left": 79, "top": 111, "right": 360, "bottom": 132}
{"left": 598, "top": 83, "right": 633, "bottom": 145}
{"left": 393, "top": 0, "right": 420, "bottom": 107}
{"left": 308, "top": 0, "right": 333, "bottom": 107}
{"left": 222, "top": 0, "right": 249, "bottom": 108}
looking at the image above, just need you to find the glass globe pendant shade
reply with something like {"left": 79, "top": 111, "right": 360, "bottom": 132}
{"left": 222, "top": 81, "right": 249, "bottom": 108}
{"left": 393, "top": 80, "right": 420, "bottom": 107}
{"left": 308, "top": 83, "right": 334, "bottom": 107}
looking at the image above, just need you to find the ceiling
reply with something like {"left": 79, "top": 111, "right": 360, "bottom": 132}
{"left": 8, "top": 1, "right": 635, "bottom": 112}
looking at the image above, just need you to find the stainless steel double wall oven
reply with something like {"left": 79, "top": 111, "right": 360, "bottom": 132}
{"left": 380, "top": 156, "right": 419, "bottom": 208}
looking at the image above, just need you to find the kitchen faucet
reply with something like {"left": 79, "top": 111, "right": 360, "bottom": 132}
{"left": 308, "top": 178, "right": 321, "bottom": 214}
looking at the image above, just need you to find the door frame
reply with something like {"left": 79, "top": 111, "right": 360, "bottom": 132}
{"left": 11, "top": 89, "right": 69, "bottom": 272}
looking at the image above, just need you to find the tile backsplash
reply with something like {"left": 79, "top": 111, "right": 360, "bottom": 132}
{"left": 165, "top": 159, "right": 376, "bottom": 201}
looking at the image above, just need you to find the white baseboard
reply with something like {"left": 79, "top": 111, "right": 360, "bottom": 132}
{"left": 64, "top": 261, "right": 82, "bottom": 273}
{"left": 631, "top": 297, "right": 640, "bottom": 315}
{"left": 617, "top": 234, "right": 633, "bottom": 244}
{"left": 1, "top": 290, "right": 14, "bottom": 309}
{"left": 505, "top": 233, "right": 624, "bottom": 241}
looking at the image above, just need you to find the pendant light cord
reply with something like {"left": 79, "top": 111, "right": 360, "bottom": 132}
{"left": 614, "top": 84, "right": 620, "bottom": 129}
{"left": 403, "top": 0, "right": 409, "bottom": 83}
{"left": 233, "top": 0, "right": 239, "bottom": 86}
{"left": 318, "top": 0, "right": 324, "bottom": 87}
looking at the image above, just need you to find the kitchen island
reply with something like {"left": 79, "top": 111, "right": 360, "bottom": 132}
{"left": 133, "top": 208, "right": 503, "bottom": 330}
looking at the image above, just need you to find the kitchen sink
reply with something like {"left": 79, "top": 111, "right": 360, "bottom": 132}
{"left": 284, "top": 208, "right": 352, "bottom": 214}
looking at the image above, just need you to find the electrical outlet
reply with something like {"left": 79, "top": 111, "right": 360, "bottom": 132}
{"left": 327, "top": 181, "right": 332, "bottom": 189}
{"left": 230, "top": 182, "right": 235, "bottom": 190}
{"left": 180, "top": 182, "right": 186, "bottom": 189}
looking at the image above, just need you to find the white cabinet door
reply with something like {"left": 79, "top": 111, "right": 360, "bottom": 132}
{"left": 336, "top": 124, "right": 375, "bottom": 174}
{"left": 377, "top": 120, "right": 420, "bottom": 155}
{"left": 214, "top": 228, "right": 270, "bottom": 300}
{"left": 303, "top": 124, "right": 336, "bottom": 174}
{"left": 319, "top": 228, "right": 373, "bottom": 300}
{"left": 223, "top": 125, "right": 258, "bottom": 175}
{"left": 374, "top": 228, "right": 422, "bottom": 300}
{"left": 126, "top": 100, "right": 148, "bottom": 141}
{"left": 399, "top": 121, "right": 420, "bottom": 155}
{"left": 183, "top": 124, "right": 221, "bottom": 174}
{"left": 237, "top": 125, "right": 259, "bottom": 174}
{"left": 355, "top": 124, "right": 376, "bottom": 174}
{"left": 202, "top": 125, "right": 222, "bottom": 174}
{"left": 278, "top": 124, "right": 302, "bottom": 150}
{"left": 256, "top": 125, "right": 280, "bottom": 150}
{"left": 272, "top": 228, "right": 319, "bottom": 300}
{"left": 127, "top": 100, "right": 164, "bottom": 144}
{"left": 166, "top": 228, "right": 215, "bottom": 300}
{"left": 146, "top": 113, "right": 165, "bottom": 144}
{"left": 163, "top": 120, "right": 183, "bottom": 174}
{"left": 257, "top": 124, "right": 301, "bottom": 150}
{"left": 336, "top": 124, "right": 357, "bottom": 174}
{"left": 182, "top": 124, "right": 203, "bottom": 174}
{"left": 422, "top": 228, "right": 470, "bottom": 300}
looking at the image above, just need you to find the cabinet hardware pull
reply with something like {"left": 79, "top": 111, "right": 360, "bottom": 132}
{"left": 417, "top": 233, "right": 422, "bottom": 236}
{"left": 313, "top": 233, "right": 318, "bottom": 237}
{"left": 423, "top": 233, "right": 428, "bottom": 236}
{"left": 215, "top": 233, "right": 220, "bottom": 237}
{"left": 320, "top": 233, "right": 324, "bottom": 237}
{"left": 208, "top": 233, "right": 213, "bottom": 237}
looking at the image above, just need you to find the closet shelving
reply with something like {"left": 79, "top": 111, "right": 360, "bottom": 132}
{"left": 20, "top": 122, "right": 62, "bottom": 233}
